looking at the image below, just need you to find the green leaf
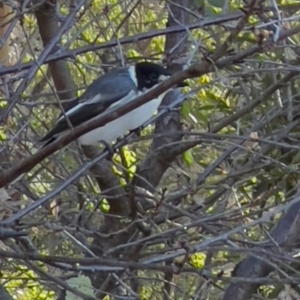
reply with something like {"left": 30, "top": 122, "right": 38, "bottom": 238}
{"left": 189, "top": 252, "right": 206, "bottom": 269}
{"left": 100, "top": 199, "right": 110, "bottom": 213}
{"left": 181, "top": 102, "right": 190, "bottom": 118}
{"left": 196, "top": 110, "right": 209, "bottom": 124}
{"left": 236, "top": 32, "right": 257, "bottom": 44}
{"left": 0, "top": 127, "right": 6, "bottom": 141}
{"left": 183, "top": 150, "right": 194, "bottom": 166}
{"left": 127, "top": 48, "right": 140, "bottom": 58}
{"left": 66, "top": 274, "right": 94, "bottom": 300}
{"left": 204, "top": 6, "right": 219, "bottom": 17}
{"left": 0, "top": 100, "right": 7, "bottom": 107}
{"left": 207, "top": 0, "right": 224, "bottom": 8}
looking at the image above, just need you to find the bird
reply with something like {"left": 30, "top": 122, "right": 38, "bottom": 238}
{"left": 40, "top": 61, "right": 187, "bottom": 148}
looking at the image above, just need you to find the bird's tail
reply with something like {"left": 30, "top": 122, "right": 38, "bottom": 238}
{"left": 41, "top": 135, "right": 58, "bottom": 148}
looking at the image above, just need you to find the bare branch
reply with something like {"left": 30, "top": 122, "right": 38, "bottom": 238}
{"left": 0, "top": 0, "right": 85, "bottom": 122}
{"left": 3, "top": 16, "right": 298, "bottom": 188}
{"left": 35, "top": 0, "right": 76, "bottom": 102}
{"left": 0, "top": 12, "right": 244, "bottom": 76}
{"left": 222, "top": 200, "right": 300, "bottom": 300}
{"left": 0, "top": 284, "right": 13, "bottom": 300}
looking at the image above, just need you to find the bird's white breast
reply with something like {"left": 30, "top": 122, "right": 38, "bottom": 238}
{"left": 126, "top": 92, "right": 167, "bottom": 132}
{"left": 77, "top": 88, "right": 168, "bottom": 145}
{"left": 77, "top": 115, "right": 130, "bottom": 145}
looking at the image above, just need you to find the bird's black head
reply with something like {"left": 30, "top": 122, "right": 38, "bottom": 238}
{"left": 134, "top": 61, "right": 187, "bottom": 90}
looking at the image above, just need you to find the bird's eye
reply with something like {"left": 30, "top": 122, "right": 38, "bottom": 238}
{"left": 149, "top": 73, "right": 158, "bottom": 81}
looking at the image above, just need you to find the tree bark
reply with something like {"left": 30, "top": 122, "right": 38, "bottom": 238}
{"left": 35, "top": 0, "right": 75, "bottom": 103}
{"left": 0, "top": 2, "right": 14, "bottom": 66}
{"left": 34, "top": 0, "right": 197, "bottom": 297}
{"left": 0, "top": 284, "right": 13, "bottom": 300}
{"left": 223, "top": 199, "right": 300, "bottom": 300}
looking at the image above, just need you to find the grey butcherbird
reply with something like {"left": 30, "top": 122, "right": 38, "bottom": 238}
{"left": 9, "top": 62, "right": 187, "bottom": 186}
{"left": 40, "top": 61, "right": 187, "bottom": 147}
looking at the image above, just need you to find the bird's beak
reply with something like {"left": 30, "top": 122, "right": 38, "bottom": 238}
{"left": 176, "top": 81, "right": 189, "bottom": 88}
{"left": 158, "top": 74, "right": 189, "bottom": 88}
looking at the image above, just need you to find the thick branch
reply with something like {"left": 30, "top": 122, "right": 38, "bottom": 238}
{"left": 81, "top": 146, "right": 130, "bottom": 215}
{"left": 0, "top": 3, "right": 15, "bottom": 67}
{"left": 2, "top": 18, "right": 299, "bottom": 188}
{"left": 34, "top": 0, "right": 129, "bottom": 216}
{"left": 2, "top": 71, "right": 298, "bottom": 226}
{"left": 35, "top": 1, "right": 75, "bottom": 102}
{"left": 222, "top": 200, "right": 300, "bottom": 300}
{"left": 136, "top": 0, "right": 193, "bottom": 192}
{"left": 136, "top": 2, "right": 194, "bottom": 297}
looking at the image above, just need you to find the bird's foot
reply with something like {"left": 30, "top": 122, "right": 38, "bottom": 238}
{"left": 160, "top": 106, "right": 180, "bottom": 113}
{"left": 129, "top": 127, "right": 142, "bottom": 137}
{"left": 99, "top": 140, "right": 116, "bottom": 160}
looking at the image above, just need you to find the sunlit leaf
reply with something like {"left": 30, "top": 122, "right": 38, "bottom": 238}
{"left": 0, "top": 127, "right": 6, "bottom": 141}
{"left": 183, "top": 150, "right": 194, "bottom": 166}
{"left": 189, "top": 252, "right": 206, "bottom": 269}
{"left": 0, "top": 100, "right": 7, "bottom": 107}
{"left": 100, "top": 199, "right": 109, "bottom": 213}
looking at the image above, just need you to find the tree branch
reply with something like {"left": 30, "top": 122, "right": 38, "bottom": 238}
{"left": 2, "top": 2, "right": 299, "bottom": 193}
{"left": 0, "top": 0, "right": 85, "bottom": 123}
{"left": 222, "top": 199, "right": 300, "bottom": 300}
{"left": 35, "top": 1, "right": 75, "bottom": 102}
{"left": 0, "top": 284, "right": 13, "bottom": 300}
{"left": 0, "top": 12, "right": 244, "bottom": 77}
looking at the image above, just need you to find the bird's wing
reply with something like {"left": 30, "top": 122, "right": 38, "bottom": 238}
{"left": 40, "top": 90, "right": 132, "bottom": 142}
{"left": 56, "top": 68, "right": 136, "bottom": 121}
{"left": 84, "top": 67, "right": 136, "bottom": 101}
{"left": 40, "top": 68, "right": 137, "bottom": 142}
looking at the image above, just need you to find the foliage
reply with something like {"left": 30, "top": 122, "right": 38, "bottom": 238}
{"left": 1, "top": 0, "right": 300, "bottom": 299}
{"left": 3, "top": 266, "right": 55, "bottom": 300}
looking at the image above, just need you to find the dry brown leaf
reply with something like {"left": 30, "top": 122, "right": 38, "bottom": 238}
{"left": 0, "top": 188, "right": 11, "bottom": 203}
{"left": 277, "top": 284, "right": 300, "bottom": 300}
{"left": 244, "top": 131, "right": 259, "bottom": 150}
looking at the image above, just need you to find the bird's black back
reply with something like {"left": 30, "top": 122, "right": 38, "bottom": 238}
{"left": 40, "top": 67, "right": 137, "bottom": 143}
